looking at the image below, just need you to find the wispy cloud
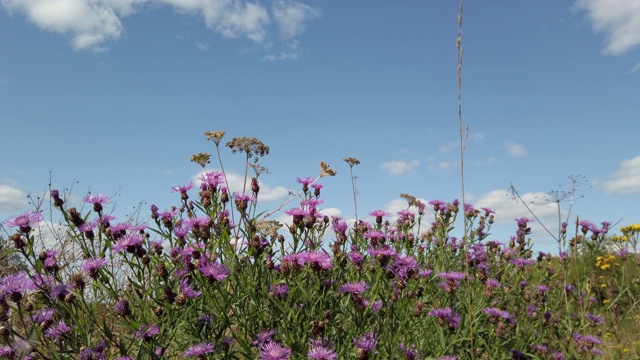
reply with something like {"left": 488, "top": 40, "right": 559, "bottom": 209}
{"left": 603, "top": 155, "right": 640, "bottom": 194}
{"left": 475, "top": 189, "right": 561, "bottom": 247}
{"left": 380, "top": 160, "right": 420, "bottom": 175}
{"left": 195, "top": 42, "right": 209, "bottom": 51}
{"left": 475, "top": 156, "right": 496, "bottom": 166}
{"left": 504, "top": 140, "right": 527, "bottom": 157}
{"left": 1, "top": 0, "right": 128, "bottom": 52}
{"left": 575, "top": 0, "right": 640, "bottom": 55}
{"left": 437, "top": 132, "right": 485, "bottom": 154}
{"left": 629, "top": 62, "right": 640, "bottom": 74}
{"left": 0, "top": 184, "right": 28, "bottom": 213}
{"left": 192, "top": 170, "right": 290, "bottom": 202}
{"left": 1, "top": 0, "right": 320, "bottom": 55}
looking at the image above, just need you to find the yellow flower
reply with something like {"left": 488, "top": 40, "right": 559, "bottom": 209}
{"left": 600, "top": 283, "right": 607, "bottom": 288}
{"left": 603, "top": 299, "right": 610, "bottom": 304}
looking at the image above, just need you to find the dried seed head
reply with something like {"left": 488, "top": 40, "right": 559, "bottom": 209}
{"left": 204, "top": 131, "right": 225, "bottom": 146}
{"left": 400, "top": 193, "right": 419, "bottom": 207}
{"left": 226, "top": 137, "right": 269, "bottom": 158}
{"left": 190, "top": 152, "right": 212, "bottom": 168}
{"left": 343, "top": 157, "right": 361, "bottom": 167}
{"left": 319, "top": 161, "right": 337, "bottom": 177}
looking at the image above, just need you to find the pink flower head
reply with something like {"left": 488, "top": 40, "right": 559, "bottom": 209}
{"left": 198, "top": 171, "right": 225, "bottom": 190}
{"left": 4, "top": 210, "right": 43, "bottom": 233}
{"left": 369, "top": 210, "right": 391, "bottom": 217}
{"left": 81, "top": 258, "right": 108, "bottom": 278}
{"left": 0, "top": 271, "right": 36, "bottom": 302}
{"left": 44, "top": 320, "right": 71, "bottom": 342}
{"left": 338, "top": 281, "right": 369, "bottom": 294}
{"left": 135, "top": 324, "right": 160, "bottom": 342}
{"left": 83, "top": 193, "right": 112, "bottom": 206}
{"left": 172, "top": 182, "right": 195, "bottom": 193}
{"left": 259, "top": 341, "right": 292, "bottom": 360}
{"left": 296, "top": 177, "right": 315, "bottom": 186}
{"left": 183, "top": 342, "right": 215, "bottom": 357}
{"left": 354, "top": 332, "right": 377, "bottom": 353}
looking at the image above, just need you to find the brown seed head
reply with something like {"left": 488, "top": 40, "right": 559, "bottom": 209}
{"left": 319, "top": 161, "right": 337, "bottom": 177}
{"left": 204, "top": 130, "right": 225, "bottom": 146}
{"left": 226, "top": 136, "right": 269, "bottom": 158}
{"left": 190, "top": 152, "right": 212, "bottom": 168}
{"left": 343, "top": 157, "right": 361, "bottom": 167}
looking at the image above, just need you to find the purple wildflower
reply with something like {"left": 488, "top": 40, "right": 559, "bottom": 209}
{"left": 509, "top": 257, "right": 536, "bottom": 270}
{"left": 112, "top": 233, "right": 143, "bottom": 253}
{"left": 114, "top": 299, "right": 131, "bottom": 316}
{"left": 269, "top": 284, "right": 289, "bottom": 300}
{"left": 44, "top": 320, "right": 71, "bottom": 342}
{"left": 198, "top": 171, "right": 225, "bottom": 190}
{"left": 253, "top": 329, "right": 277, "bottom": 346}
{"left": 172, "top": 182, "right": 195, "bottom": 194}
{"left": 179, "top": 279, "right": 202, "bottom": 299}
{"left": 31, "top": 308, "right": 54, "bottom": 327}
{"left": 354, "top": 332, "right": 377, "bottom": 353}
{"left": 198, "top": 260, "right": 229, "bottom": 282}
{"left": 364, "top": 299, "right": 383, "bottom": 313}
{"left": 616, "top": 248, "right": 630, "bottom": 258}
{"left": 439, "top": 356, "right": 457, "bottom": 360}
{"left": 483, "top": 307, "right": 512, "bottom": 319}
{"left": 0, "top": 271, "right": 36, "bottom": 302}
{"left": 183, "top": 342, "right": 215, "bottom": 357}
{"left": 4, "top": 210, "right": 43, "bottom": 233}
{"left": 369, "top": 210, "right": 390, "bottom": 217}
{"left": 428, "top": 307, "right": 461, "bottom": 330}
{"left": 349, "top": 251, "right": 364, "bottom": 266}
{"left": 338, "top": 281, "right": 369, "bottom": 294}
{"left": 307, "top": 338, "right": 337, "bottom": 360}
{"left": 83, "top": 193, "right": 111, "bottom": 212}
{"left": 438, "top": 271, "right": 466, "bottom": 281}
{"left": 82, "top": 258, "right": 108, "bottom": 278}
{"left": 259, "top": 341, "right": 292, "bottom": 360}
{"left": 388, "top": 254, "right": 419, "bottom": 281}
{"left": 515, "top": 217, "right": 533, "bottom": 227}
{"left": 428, "top": 199, "right": 447, "bottom": 211}
{"left": 331, "top": 217, "right": 348, "bottom": 233}
{"left": 296, "top": 177, "right": 315, "bottom": 186}
{"left": 300, "top": 250, "right": 332, "bottom": 270}
{"left": 585, "top": 313, "right": 604, "bottom": 324}
{"left": 135, "top": 324, "right": 160, "bottom": 342}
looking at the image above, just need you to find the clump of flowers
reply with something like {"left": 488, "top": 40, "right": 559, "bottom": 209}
{"left": 0, "top": 130, "right": 637, "bottom": 359}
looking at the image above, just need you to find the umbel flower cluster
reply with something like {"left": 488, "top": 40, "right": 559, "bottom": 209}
{"left": 1, "top": 132, "right": 638, "bottom": 359}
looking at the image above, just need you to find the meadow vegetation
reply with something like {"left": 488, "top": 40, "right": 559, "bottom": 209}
{"left": 0, "top": 130, "right": 638, "bottom": 360}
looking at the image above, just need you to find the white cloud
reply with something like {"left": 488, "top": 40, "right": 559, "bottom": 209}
{"left": 504, "top": 140, "right": 526, "bottom": 157}
{"left": 475, "top": 189, "right": 562, "bottom": 243}
{"left": 575, "top": 0, "right": 640, "bottom": 55}
{"left": 272, "top": 0, "right": 320, "bottom": 39}
{"left": 193, "top": 170, "right": 289, "bottom": 202}
{"left": 195, "top": 41, "right": 209, "bottom": 51}
{"left": 380, "top": 160, "right": 420, "bottom": 175}
{"left": 427, "top": 158, "right": 458, "bottom": 171}
{"left": 603, "top": 155, "right": 640, "bottom": 194}
{"left": 1, "top": 0, "right": 130, "bottom": 52}
{"left": 161, "top": 0, "right": 269, "bottom": 42}
{"left": 475, "top": 156, "right": 496, "bottom": 166}
{"left": 1, "top": 0, "right": 319, "bottom": 54}
{"left": 263, "top": 51, "right": 299, "bottom": 61}
{"left": 0, "top": 185, "right": 28, "bottom": 213}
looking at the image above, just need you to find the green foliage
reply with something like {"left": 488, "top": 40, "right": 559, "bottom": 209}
{"left": 0, "top": 133, "right": 638, "bottom": 360}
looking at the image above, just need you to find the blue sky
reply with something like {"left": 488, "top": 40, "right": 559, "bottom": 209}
{"left": 1, "top": 0, "right": 639, "bottom": 253}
